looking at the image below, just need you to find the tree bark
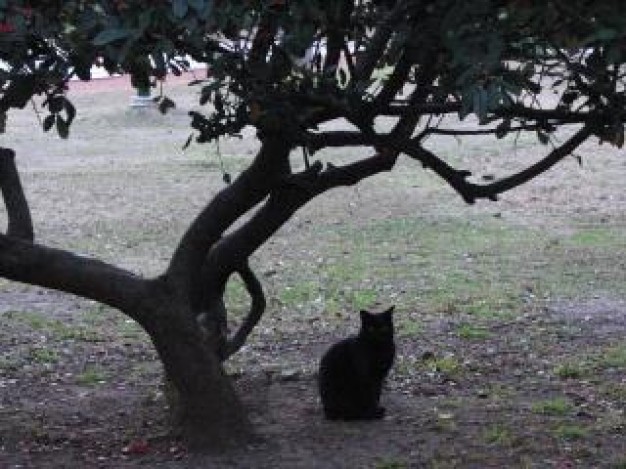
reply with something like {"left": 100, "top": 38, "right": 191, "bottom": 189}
{"left": 141, "top": 286, "right": 252, "bottom": 450}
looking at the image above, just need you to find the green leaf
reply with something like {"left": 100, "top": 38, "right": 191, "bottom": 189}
{"left": 56, "top": 116, "right": 69, "bottom": 139}
{"left": 4, "top": 75, "right": 36, "bottom": 109}
{"left": 43, "top": 114, "right": 55, "bottom": 132}
{"left": 48, "top": 95, "right": 64, "bottom": 113}
{"left": 157, "top": 96, "right": 176, "bottom": 115}
{"left": 495, "top": 119, "right": 510, "bottom": 139}
{"left": 188, "top": 0, "right": 206, "bottom": 12}
{"left": 172, "top": 0, "right": 189, "bottom": 18}
{"left": 64, "top": 99, "right": 76, "bottom": 125}
{"left": 93, "top": 28, "right": 132, "bottom": 46}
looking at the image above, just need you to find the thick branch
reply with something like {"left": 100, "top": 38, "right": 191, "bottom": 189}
{"left": 248, "top": 9, "right": 280, "bottom": 70}
{"left": 223, "top": 262, "right": 266, "bottom": 359}
{"left": 402, "top": 125, "right": 594, "bottom": 203}
{"left": 167, "top": 136, "right": 292, "bottom": 296}
{"left": 306, "top": 130, "right": 378, "bottom": 152}
{"left": 373, "top": 53, "right": 413, "bottom": 109}
{"left": 389, "top": 55, "right": 439, "bottom": 141}
{"left": 208, "top": 151, "right": 399, "bottom": 276}
{"left": 0, "top": 235, "right": 149, "bottom": 316}
{"left": 0, "top": 148, "right": 33, "bottom": 241}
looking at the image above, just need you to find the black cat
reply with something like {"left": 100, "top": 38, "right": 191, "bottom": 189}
{"left": 318, "top": 306, "right": 395, "bottom": 420}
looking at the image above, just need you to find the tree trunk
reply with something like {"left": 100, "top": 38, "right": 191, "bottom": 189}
{"left": 141, "top": 296, "right": 251, "bottom": 451}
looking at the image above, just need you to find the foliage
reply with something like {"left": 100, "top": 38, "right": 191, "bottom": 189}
{"left": 0, "top": 1, "right": 624, "bottom": 156}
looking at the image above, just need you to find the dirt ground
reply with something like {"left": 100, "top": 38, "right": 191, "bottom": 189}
{"left": 0, "top": 76, "right": 624, "bottom": 468}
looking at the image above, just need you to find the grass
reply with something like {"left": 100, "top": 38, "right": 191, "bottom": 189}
{"left": 29, "top": 347, "right": 59, "bottom": 364}
{"left": 554, "top": 361, "right": 587, "bottom": 379}
{"left": 457, "top": 323, "right": 491, "bottom": 340}
{"left": 426, "top": 355, "right": 463, "bottom": 377}
{"left": 531, "top": 397, "right": 573, "bottom": 416}
{"left": 554, "top": 424, "right": 589, "bottom": 440}
{"left": 395, "top": 317, "right": 423, "bottom": 338}
{"left": 483, "top": 424, "right": 512, "bottom": 445}
{"left": 596, "top": 344, "right": 626, "bottom": 369}
{"left": 566, "top": 227, "right": 625, "bottom": 247}
{"left": 553, "top": 344, "right": 626, "bottom": 380}
{"left": 76, "top": 367, "right": 108, "bottom": 386}
{"left": 350, "top": 289, "right": 379, "bottom": 310}
{"left": 309, "top": 211, "right": 625, "bottom": 320}
{"left": 278, "top": 281, "right": 320, "bottom": 308}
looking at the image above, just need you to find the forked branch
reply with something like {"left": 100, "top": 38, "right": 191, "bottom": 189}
{"left": 0, "top": 235, "right": 149, "bottom": 315}
{"left": 208, "top": 149, "right": 399, "bottom": 273}
{"left": 167, "top": 137, "right": 292, "bottom": 295}
{"left": 402, "top": 125, "right": 594, "bottom": 203}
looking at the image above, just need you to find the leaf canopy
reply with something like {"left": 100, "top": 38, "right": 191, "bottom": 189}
{"left": 0, "top": 0, "right": 624, "bottom": 151}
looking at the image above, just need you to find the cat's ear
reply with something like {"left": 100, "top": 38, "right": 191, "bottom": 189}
{"left": 384, "top": 305, "right": 395, "bottom": 315}
{"left": 360, "top": 310, "right": 372, "bottom": 321}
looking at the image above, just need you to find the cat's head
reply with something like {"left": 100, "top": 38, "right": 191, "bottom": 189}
{"left": 359, "top": 306, "right": 394, "bottom": 341}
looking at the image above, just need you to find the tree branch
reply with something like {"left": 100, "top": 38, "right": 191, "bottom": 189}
{"left": 305, "top": 130, "right": 378, "bottom": 153}
{"left": 0, "top": 235, "right": 149, "bottom": 316}
{"left": 167, "top": 136, "right": 292, "bottom": 299}
{"left": 401, "top": 125, "right": 594, "bottom": 203}
{"left": 208, "top": 150, "right": 399, "bottom": 275}
{"left": 373, "top": 53, "right": 413, "bottom": 109}
{"left": 223, "top": 262, "right": 266, "bottom": 360}
{"left": 0, "top": 148, "right": 34, "bottom": 241}
{"left": 419, "top": 124, "right": 544, "bottom": 137}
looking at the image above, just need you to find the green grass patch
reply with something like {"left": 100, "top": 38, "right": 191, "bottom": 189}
{"left": 116, "top": 318, "right": 146, "bottom": 340}
{"left": 4, "top": 310, "right": 105, "bottom": 342}
{"left": 596, "top": 344, "right": 626, "bottom": 369}
{"left": 483, "top": 424, "right": 512, "bottom": 445}
{"left": 76, "top": 367, "right": 108, "bottom": 386}
{"left": 464, "top": 298, "right": 517, "bottom": 320}
{"left": 396, "top": 318, "right": 423, "bottom": 338}
{"left": 554, "top": 424, "right": 588, "bottom": 440}
{"left": 426, "top": 355, "right": 462, "bottom": 377}
{"left": 554, "top": 361, "right": 587, "bottom": 379}
{"left": 29, "top": 347, "right": 58, "bottom": 364}
{"left": 278, "top": 281, "right": 320, "bottom": 308}
{"left": 456, "top": 323, "right": 491, "bottom": 340}
{"left": 350, "top": 289, "right": 379, "bottom": 310}
{"left": 531, "top": 397, "right": 573, "bottom": 416}
{"left": 301, "top": 212, "right": 625, "bottom": 321}
{"left": 566, "top": 227, "right": 624, "bottom": 247}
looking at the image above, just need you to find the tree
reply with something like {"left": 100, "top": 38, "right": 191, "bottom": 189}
{"left": 0, "top": 0, "right": 624, "bottom": 450}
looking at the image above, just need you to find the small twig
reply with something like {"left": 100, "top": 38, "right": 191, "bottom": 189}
{"left": 30, "top": 99, "right": 43, "bottom": 127}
